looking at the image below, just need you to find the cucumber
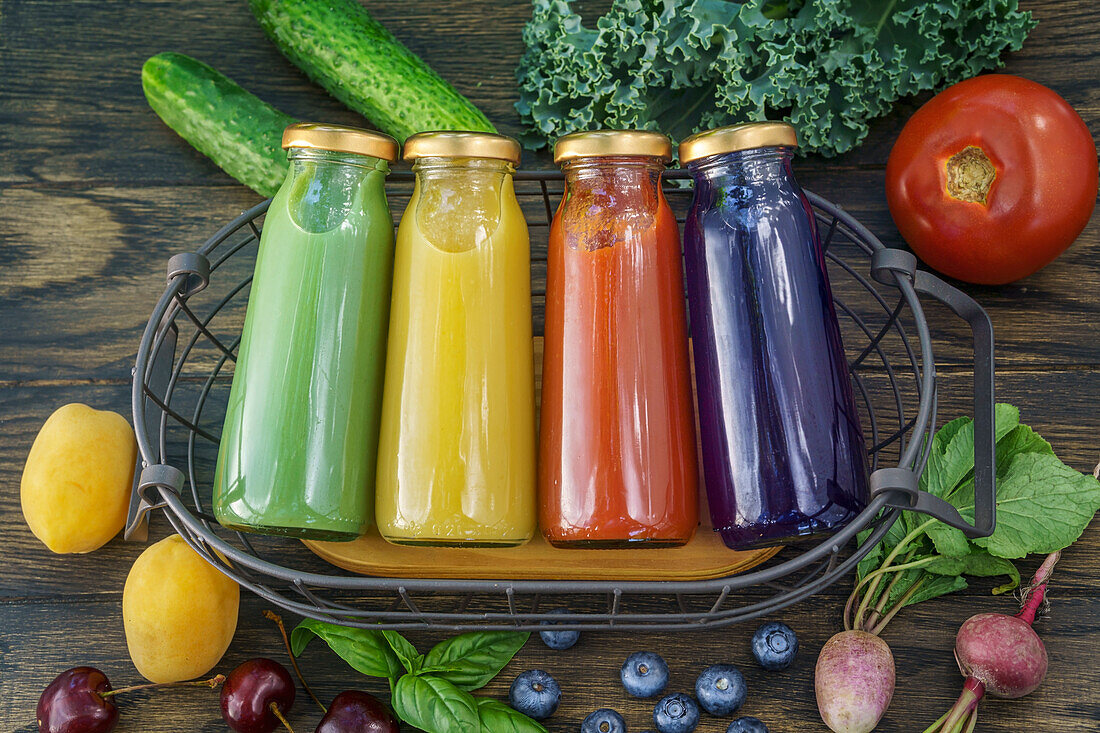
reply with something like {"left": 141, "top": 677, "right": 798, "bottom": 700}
{"left": 249, "top": 0, "right": 495, "bottom": 143}
{"left": 142, "top": 52, "right": 296, "bottom": 197}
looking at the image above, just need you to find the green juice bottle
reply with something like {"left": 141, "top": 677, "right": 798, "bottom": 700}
{"left": 213, "top": 123, "right": 399, "bottom": 541}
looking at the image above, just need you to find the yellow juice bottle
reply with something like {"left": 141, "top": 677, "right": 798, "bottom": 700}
{"left": 376, "top": 132, "right": 536, "bottom": 546}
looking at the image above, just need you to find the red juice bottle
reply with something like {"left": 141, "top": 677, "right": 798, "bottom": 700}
{"left": 539, "top": 130, "right": 699, "bottom": 548}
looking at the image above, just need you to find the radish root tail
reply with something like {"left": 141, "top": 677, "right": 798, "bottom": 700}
{"left": 1018, "top": 551, "right": 1061, "bottom": 625}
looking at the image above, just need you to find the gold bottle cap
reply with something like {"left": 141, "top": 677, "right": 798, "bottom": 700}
{"left": 678, "top": 122, "right": 798, "bottom": 164}
{"left": 282, "top": 123, "right": 399, "bottom": 162}
{"left": 403, "top": 131, "right": 522, "bottom": 165}
{"left": 554, "top": 130, "right": 672, "bottom": 163}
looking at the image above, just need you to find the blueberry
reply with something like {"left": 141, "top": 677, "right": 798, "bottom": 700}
{"left": 727, "top": 716, "right": 769, "bottom": 733}
{"left": 508, "top": 669, "right": 561, "bottom": 721}
{"left": 751, "top": 621, "right": 798, "bottom": 671}
{"left": 694, "top": 664, "right": 746, "bottom": 715}
{"left": 581, "top": 708, "right": 625, "bottom": 733}
{"left": 539, "top": 607, "right": 581, "bottom": 650}
{"left": 621, "top": 651, "right": 670, "bottom": 698}
{"left": 653, "top": 693, "right": 700, "bottom": 733}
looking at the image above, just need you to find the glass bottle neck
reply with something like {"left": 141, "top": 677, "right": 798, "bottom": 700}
{"left": 281, "top": 148, "right": 387, "bottom": 234}
{"left": 411, "top": 158, "right": 513, "bottom": 253}
{"left": 561, "top": 156, "right": 665, "bottom": 187}
{"left": 687, "top": 146, "right": 795, "bottom": 183}
{"left": 287, "top": 147, "right": 390, "bottom": 173}
{"left": 413, "top": 157, "right": 514, "bottom": 185}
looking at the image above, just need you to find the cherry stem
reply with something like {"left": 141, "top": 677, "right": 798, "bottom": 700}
{"left": 270, "top": 701, "right": 295, "bottom": 733}
{"left": 1017, "top": 551, "right": 1061, "bottom": 626}
{"left": 99, "top": 674, "right": 226, "bottom": 698}
{"left": 264, "top": 609, "right": 327, "bottom": 713}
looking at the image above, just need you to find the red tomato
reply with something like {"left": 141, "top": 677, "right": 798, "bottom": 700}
{"left": 886, "top": 74, "right": 1097, "bottom": 285}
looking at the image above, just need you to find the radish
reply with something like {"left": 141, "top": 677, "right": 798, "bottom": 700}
{"left": 922, "top": 551, "right": 1059, "bottom": 733}
{"left": 813, "top": 414, "right": 1100, "bottom": 733}
{"left": 814, "top": 525, "right": 927, "bottom": 733}
{"left": 814, "top": 630, "right": 895, "bottom": 733}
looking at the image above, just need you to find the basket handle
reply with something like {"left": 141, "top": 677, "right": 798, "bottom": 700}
{"left": 127, "top": 315, "right": 180, "bottom": 540}
{"left": 870, "top": 249, "right": 996, "bottom": 539}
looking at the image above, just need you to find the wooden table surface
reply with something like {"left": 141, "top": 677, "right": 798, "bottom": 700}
{"left": 3, "top": 1, "right": 1099, "bottom": 731}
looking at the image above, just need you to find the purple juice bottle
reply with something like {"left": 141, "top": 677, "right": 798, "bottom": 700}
{"left": 679, "top": 122, "right": 869, "bottom": 550}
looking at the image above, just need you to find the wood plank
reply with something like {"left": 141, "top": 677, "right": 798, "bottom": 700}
{"left": 2, "top": 0, "right": 1099, "bottom": 187}
{"left": 2, "top": 350, "right": 1099, "bottom": 726}
{"left": 0, "top": 0, "right": 534, "bottom": 186}
{"left": 2, "top": 174, "right": 1098, "bottom": 382}
{"left": 0, "top": 184, "right": 261, "bottom": 381}
{"left": 4, "top": 364, "right": 1097, "bottom": 600}
{"left": 3, "top": 0, "right": 1100, "bottom": 730}
{"left": 3, "top": 577, "right": 1099, "bottom": 731}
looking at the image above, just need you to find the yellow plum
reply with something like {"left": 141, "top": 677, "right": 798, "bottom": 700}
{"left": 21, "top": 403, "right": 137, "bottom": 553}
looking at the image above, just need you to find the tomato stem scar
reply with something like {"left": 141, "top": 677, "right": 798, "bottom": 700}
{"left": 946, "top": 146, "right": 996, "bottom": 204}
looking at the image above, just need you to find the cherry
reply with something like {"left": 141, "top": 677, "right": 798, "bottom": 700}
{"left": 221, "top": 658, "right": 296, "bottom": 733}
{"left": 315, "top": 690, "right": 400, "bottom": 733}
{"left": 259, "top": 611, "right": 398, "bottom": 733}
{"left": 37, "top": 667, "right": 118, "bottom": 733}
{"left": 37, "top": 667, "right": 224, "bottom": 733}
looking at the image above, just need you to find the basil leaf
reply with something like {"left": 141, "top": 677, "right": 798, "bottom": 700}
{"left": 422, "top": 632, "right": 529, "bottom": 691}
{"left": 475, "top": 698, "right": 548, "bottom": 733}
{"left": 290, "top": 619, "right": 403, "bottom": 680}
{"left": 382, "top": 630, "right": 422, "bottom": 673}
{"left": 392, "top": 673, "right": 480, "bottom": 733}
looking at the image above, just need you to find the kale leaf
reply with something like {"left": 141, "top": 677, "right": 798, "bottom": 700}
{"left": 515, "top": 0, "right": 1036, "bottom": 157}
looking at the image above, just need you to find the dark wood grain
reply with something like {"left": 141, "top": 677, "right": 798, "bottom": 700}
{"left": 2, "top": 369, "right": 1098, "bottom": 731}
{"left": 2, "top": 177, "right": 1098, "bottom": 380}
{"left": 4, "top": 587, "right": 1100, "bottom": 732}
{"left": 3, "top": 371, "right": 1097, "bottom": 603}
{"left": 2, "top": 0, "right": 1100, "bottom": 731}
{"left": 3, "top": 0, "right": 1099, "bottom": 377}
{"left": 2, "top": 0, "right": 1098, "bottom": 185}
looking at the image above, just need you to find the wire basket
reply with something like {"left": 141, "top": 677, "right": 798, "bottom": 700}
{"left": 127, "top": 170, "right": 996, "bottom": 632}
